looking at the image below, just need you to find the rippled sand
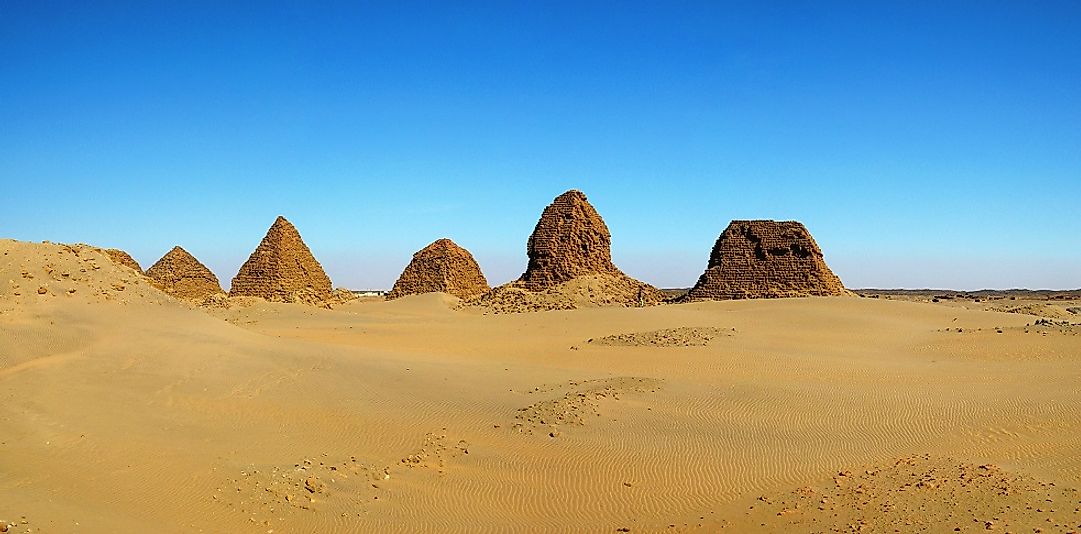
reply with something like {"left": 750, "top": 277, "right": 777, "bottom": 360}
{"left": 2, "top": 240, "right": 1080, "bottom": 532}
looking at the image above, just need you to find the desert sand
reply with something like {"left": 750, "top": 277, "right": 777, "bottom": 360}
{"left": 2, "top": 238, "right": 1081, "bottom": 533}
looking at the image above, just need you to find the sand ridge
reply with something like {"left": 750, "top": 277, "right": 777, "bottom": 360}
{"left": 0, "top": 239, "right": 173, "bottom": 314}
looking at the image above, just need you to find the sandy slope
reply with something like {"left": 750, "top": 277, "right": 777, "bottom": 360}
{"left": 2, "top": 240, "right": 1081, "bottom": 533}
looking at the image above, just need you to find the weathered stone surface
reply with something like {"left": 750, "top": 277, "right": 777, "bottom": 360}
{"left": 229, "top": 216, "right": 333, "bottom": 304}
{"left": 104, "top": 248, "right": 142, "bottom": 273}
{"left": 518, "top": 190, "right": 622, "bottom": 290}
{"left": 387, "top": 238, "right": 489, "bottom": 300}
{"left": 146, "top": 246, "right": 223, "bottom": 300}
{"left": 682, "top": 220, "right": 848, "bottom": 301}
{"left": 469, "top": 190, "right": 662, "bottom": 312}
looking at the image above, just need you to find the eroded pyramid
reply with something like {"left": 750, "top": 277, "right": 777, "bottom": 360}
{"left": 229, "top": 216, "right": 333, "bottom": 304}
{"left": 471, "top": 190, "right": 662, "bottom": 312}
{"left": 146, "top": 246, "right": 223, "bottom": 300}
{"left": 517, "top": 190, "right": 624, "bottom": 290}
{"left": 682, "top": 220, "right": 849, "bottom": 301}
{"left": 104, "top": 248, "right": 142, "bottom": 273}
{"left": 387, "top": 238, "right": 489, "bottom": 300}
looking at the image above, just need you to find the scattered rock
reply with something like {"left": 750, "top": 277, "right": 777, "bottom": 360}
{"left": 513, "top": 377, "right": 663, "bottom": 436}
{"left": 729, "top": 454, "right": 1081, "bottom": 532}
{"left": 587, "top": 326, "right": 734, "bottom": 347}
{"left": 304, "top": 476, "right": 325, "bottom": 494}
{"left": 399, "top": 430, "right": 468, "bottom": 473}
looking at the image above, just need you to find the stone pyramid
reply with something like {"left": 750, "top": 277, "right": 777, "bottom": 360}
{"left": 229, "top": 216, "right": 333, "bottom": 303}
{"left": 146, "top": 246, "right": 223, "bottom": 300}
{"left": 682, "top": 220, "right": 849, "bottom": 301}
{"left": 104, "top": 248, "right": 142, "bottom": 273}
{"left": 386, "top": 238, "right": 490, "bottom": 300}
{"left": 470, "top": 190, "right": 662, "bottom": 312}
{"left": 518, "top": 189, "right": 626, "bottom": 290}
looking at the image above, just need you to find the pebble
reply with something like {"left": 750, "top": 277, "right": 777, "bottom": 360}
{"left": 304, "top": 476, "right": 324, "bottom": 494}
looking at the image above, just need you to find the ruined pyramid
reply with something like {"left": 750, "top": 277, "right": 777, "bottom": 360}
{"left": 229, "top": 216, "right": 333, "bottom": 304}
{"left": 145, "top": 246, "right": 224, "bottom": 301}
{"left": 682, "top": 220, "right": 849, "bottom": 301}
{"left": 387, "top": 238, "right": 490, "bottom": 300}
{"left": 517, "top": 189, "right": 625, "bottom": 290}
{"left": 471, "top": 190, "right": 662, "bottom": 312}
{"left": 104, "top": 248, "right": 142, "bottom": 273}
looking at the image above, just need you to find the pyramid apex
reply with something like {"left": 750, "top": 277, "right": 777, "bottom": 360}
{"left": 427, "top": 238, "right": 458, "bottom": 249}
{"left": 554, "top": 189, "right": 587, "bottom": 201}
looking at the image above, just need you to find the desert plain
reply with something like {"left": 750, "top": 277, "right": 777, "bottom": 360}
{"left": 2, "top": 235, "right": 1081, "bottom": 533}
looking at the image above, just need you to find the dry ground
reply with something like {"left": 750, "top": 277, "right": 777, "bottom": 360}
{"left": 2, "top": 240, "right": 1080, "bottom": 533}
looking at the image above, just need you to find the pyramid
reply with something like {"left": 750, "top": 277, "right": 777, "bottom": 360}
{"left": 104, "top": 248, "right": 142, "bottom": 273}
{"left": 470, "top": 190, "right": 662, "bottom": 312}
{"left": 518, "top": 190, "right": 626, "bottom": 290}
{"left": 229, "top": 216, "right": 333, "bottom": 303}
{"left": 386, "top": 238, "right": 490, "bottom": 300}
{"left": 145, "top": 246, "right": 224, "bottom": 300}
{"left": 682, "top": 220, "right": 849, "bottom": 301}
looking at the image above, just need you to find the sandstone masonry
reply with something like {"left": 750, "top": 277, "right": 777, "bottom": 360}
{"left": 387, "top": 238, "right": 490, "bottom": 300}
{"left": 682, "top": 220, "right": 848, "bottom": 300}
{"left": 146, "top": 246, "right": 223, "bottom": 300}
{"left": 229, "top": 216, "right": 333, "bottom": 303}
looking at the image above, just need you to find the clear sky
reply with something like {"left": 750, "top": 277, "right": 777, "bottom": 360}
{"left": 2, "top": 2, "right": 1079, "bottom": 290}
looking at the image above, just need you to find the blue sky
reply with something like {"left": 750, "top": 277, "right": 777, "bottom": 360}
{"left": 2, "top": 2, "right": 1079, "bottom": 290}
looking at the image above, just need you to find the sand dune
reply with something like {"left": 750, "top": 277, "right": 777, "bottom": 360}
{"left": 2, "top": 240, "right": 1080, "bottom": 532}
